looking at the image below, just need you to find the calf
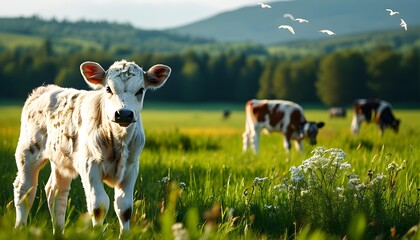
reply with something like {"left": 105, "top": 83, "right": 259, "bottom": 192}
{"left": 351, "top": 99, "right": 400, "bottom": 135}
{"left": 242, "top": 99, "right": 324, "bottom": 154}
{"left": 13, "top": 60, "right": 171, "bottom": 234}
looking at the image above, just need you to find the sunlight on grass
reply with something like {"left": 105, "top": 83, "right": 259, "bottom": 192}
{"left": 1, "top": 105, "right": 419, "bottom": 239}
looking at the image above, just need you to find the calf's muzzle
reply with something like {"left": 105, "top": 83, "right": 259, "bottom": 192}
{"left": 114, "top": 109, "right": 135, "bottom": 127}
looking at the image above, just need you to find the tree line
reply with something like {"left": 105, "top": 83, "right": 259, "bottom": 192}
{"left": 0, "top": 43, "right": 418, "bottom": 106}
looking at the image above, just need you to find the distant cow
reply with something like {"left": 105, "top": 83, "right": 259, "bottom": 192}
{"left": 329, "top": 107, "right": 346, "bottom": 118}
{"left": 351, "top": 99, "right": 400, "bottom": 135}
{"left": 222, "top": 110, "right": 231, "bottom": 120}
{"left": 13, "top": 60, "right": 171, "bottom": 235}
{"left": 242, "top": 99, "right": 325, "bottom": 154}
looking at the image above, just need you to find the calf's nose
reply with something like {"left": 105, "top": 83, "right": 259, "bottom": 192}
{"left": 115, "top": 109, "right": 134, "bottom": 124}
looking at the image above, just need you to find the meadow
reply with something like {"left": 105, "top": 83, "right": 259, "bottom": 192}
{"left": 0, "top": 104, "right": 419, "bottom": 239}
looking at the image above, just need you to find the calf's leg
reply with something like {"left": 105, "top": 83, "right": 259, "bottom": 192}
{"left": 45, "top": 166, "right": 72, "bottom": 234}
{"left": 79, "top": 161, "right": 109, "bottom": 227}
{"left": 114, "top": 161, "right": 139, "bottom": 235}
{"left": 14, "top": 133, "right": 47, "bottom": 228}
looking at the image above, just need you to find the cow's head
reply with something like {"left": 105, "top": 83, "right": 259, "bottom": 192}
{"left": 391, "top": 119, "right": 401, "bottom": 133}
{"left": 80, "top": 60, "right": 171, "bottom": 127}
{"left": 303, "top": 121, "right": 325, "bottom": 145}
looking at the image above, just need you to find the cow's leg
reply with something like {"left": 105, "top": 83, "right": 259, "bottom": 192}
{"left": 351, "top": 113, "right": 363, "bottom": 134}
{"left": 13, "top": 137, "right": 46, "bottom": 228}
{"left": 114, "top": 161, "right": 139, "bottom": 235}
{"left": 293, "top": 140, "right": 304, "bottom": 154}
{"left": 282, "top": 136, "right": 292, "bottom": 154}
{"left": 45, "top": 166, "right": 72, "bottom": 234}
{"left": 242, "top": 130, "right": 250, "bottom": 152}
{"left": 378, "top": 123, "right": 385, "bottom": 136}
{"left": 250, "top": 127, "right": 261, "bottom": 154}
{"left": 79, "top": 161, "right": 109, "bottom": 227}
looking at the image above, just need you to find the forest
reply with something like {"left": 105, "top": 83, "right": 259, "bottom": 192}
{"left": 0, "top": 17, "right": 419, "bottom": 106}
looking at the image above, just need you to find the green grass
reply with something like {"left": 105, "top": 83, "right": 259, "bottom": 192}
{"left": 0, "top": 105, "right": 419, "bottom": 239}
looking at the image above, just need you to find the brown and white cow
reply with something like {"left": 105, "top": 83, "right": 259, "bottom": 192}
{"left": 13, "top": 60, "right": 171, "bottom": 235}
{"left": 351, "top": 99, "right": 400, "bottom": 135}
{"left": 242, "top": 99, "right": 325, "bottom": 154}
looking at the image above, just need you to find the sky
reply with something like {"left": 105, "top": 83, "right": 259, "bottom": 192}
{"left": 0, "top": 0, "right": 265, "bottom": 30}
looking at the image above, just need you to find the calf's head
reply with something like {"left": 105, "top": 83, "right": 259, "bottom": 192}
{"left": 303, "top": 121, "right": 325, "bottom": 145}
{"left": 80, "top": 60, "right": 171, "bottom": 127}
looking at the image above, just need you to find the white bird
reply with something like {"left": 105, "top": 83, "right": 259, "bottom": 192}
{"left": 385, "top": 9, "right": 399, "bottom": 16}
{"left": 400, "top": 19, "right": 407, "bottom": 31}
{"left": 279, "top": 25, "right": 295, "bottom": 35}
{"left": 294, "top": 18, "right": 309, "bottom": 23}
{"left": 283, "top": 13, "right": 295, "bottom": 21}
{"left": 319, "top": 29, "right": 335, "bottom": 35}
{"left": 258, "top": 3, "right": 272, "bottom": 8}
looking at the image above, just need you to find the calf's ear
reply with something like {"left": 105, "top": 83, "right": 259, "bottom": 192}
{"left": 80, "top": 61, "right": 106, "bottom": 89}
{"left": 317, "top": 122, "right": 325, "bottom": 128}
{"left": 145, "top": 64, "right": 171, "bottom": 90}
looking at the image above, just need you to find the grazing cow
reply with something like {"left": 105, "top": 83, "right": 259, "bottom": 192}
{"left": 222, "top": 110, "right": 231, "bottom": 120}
{"left": 13, "top": 60, "right": 171, "bottom": 235}
{"left": 329, "top": 107, "right": 346, "bottom": 118}
{"left": 351, "top": 99, "right": 400, "bottom": 135}
{"left": 242, "top": 99, "right": 325, "bottom": 154}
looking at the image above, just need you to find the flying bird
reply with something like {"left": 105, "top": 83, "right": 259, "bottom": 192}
{"left": 294, "top": 18, "right": 309, "bottom": 23}
{"left": 283, "top": 13, "right": 295, "bottom": 21}
{"left": 258, "top": 3, "right": 272, "bottom": 8}
{"left": 385, "top": 9, "right": 399, "bottom": 16}
{"left": 400, "top": 19, "right": 407, "bottom": 31}
{"left": 319, "top": 29, "right": 335, "bottom": 35}
{"left": 279, "top": 25, "right": 295, "bottom": 35}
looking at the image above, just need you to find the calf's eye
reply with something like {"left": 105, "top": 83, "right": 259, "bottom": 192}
{"left": 136, "top": 87, "right": 145, "bottom": 96}
{"left": 106, "top": 86, "right": 113, "bottom": 94}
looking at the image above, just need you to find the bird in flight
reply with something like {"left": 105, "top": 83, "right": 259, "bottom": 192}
{"left": 400, "top": 19, "right": 407, "bottom": 31}
{"left": 279, "top": 25, "right": 295, "bottom": 35}
{"left": 283, "top": 13, "right": 295, "bottom": 21}
{"left": 294, "top": 18, "right": 309, "bottom": 23}
{"left": 385, "top": 9, "right": 399, "bottom": 16}
{"left": 258, "top": 3, "right": 272, "bottom": 8}
{"left": 319, "top": 29, "right": 335, "bottom": 35}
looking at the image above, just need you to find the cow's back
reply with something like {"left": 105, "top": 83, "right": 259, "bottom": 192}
{"left": 246, "top": 99, "right": 305, "bottom": 132}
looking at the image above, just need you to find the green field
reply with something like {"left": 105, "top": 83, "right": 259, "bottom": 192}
{"left": 0, "top": 105, "right": 419, "bottom": 239}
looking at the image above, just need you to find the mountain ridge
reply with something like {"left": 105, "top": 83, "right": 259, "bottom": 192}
{"left": 167, "top": 0, "right": 420, "bottom": 44}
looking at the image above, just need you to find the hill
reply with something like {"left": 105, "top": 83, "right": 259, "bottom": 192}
{"left": 0, "top": 16, "right": 214, "bottom": 54}
{"left": 168, "top": 0, "right": 420, "bottom": 44}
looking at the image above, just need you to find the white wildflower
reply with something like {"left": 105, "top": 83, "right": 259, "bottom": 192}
{"left": 264, "top": 204, "right": 278, "bottom": 210}
{"left": 355, "top": 183, "right": 366, "bottom": 191}
{"left": 387, "top": 162, "right": 397, "bottom": 171}
{"left": 290, "top": 166, "right": 305, "bottom": 183}
{"left": 300, "top": 189, "right": 309, "bottom": 196}
{"left": 369, "top": 173, "right": 386, "bottom": 186}
{"left": 179, "top": 182, "right": 187, "bottom": 189}
{"left": 327, "top": 148, "right": 346, "bottom": 162}
{"left": 340, "top": 162, "right": 352, "bottom": 170}
{"left": 348, "top": 177, "right": 365, "bottom": 191}
{"left": 273, "top": 183, "right": 288, "bottom": 191}
{"left": 346, "top": 173, "right": 359, "bottom": 179}
{"left": 253, "top": 177, "right": 268, "bottom": 185}
{"left": 159, "top": 176, "right": 170, "bottom": 183}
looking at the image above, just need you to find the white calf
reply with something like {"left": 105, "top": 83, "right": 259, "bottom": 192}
{"left": 13, "top": 60, "right": 171, "bottom": 234}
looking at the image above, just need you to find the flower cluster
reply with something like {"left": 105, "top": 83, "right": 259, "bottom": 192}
{"left": 277, "top": 147, "right": 386, "bottom": 196}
